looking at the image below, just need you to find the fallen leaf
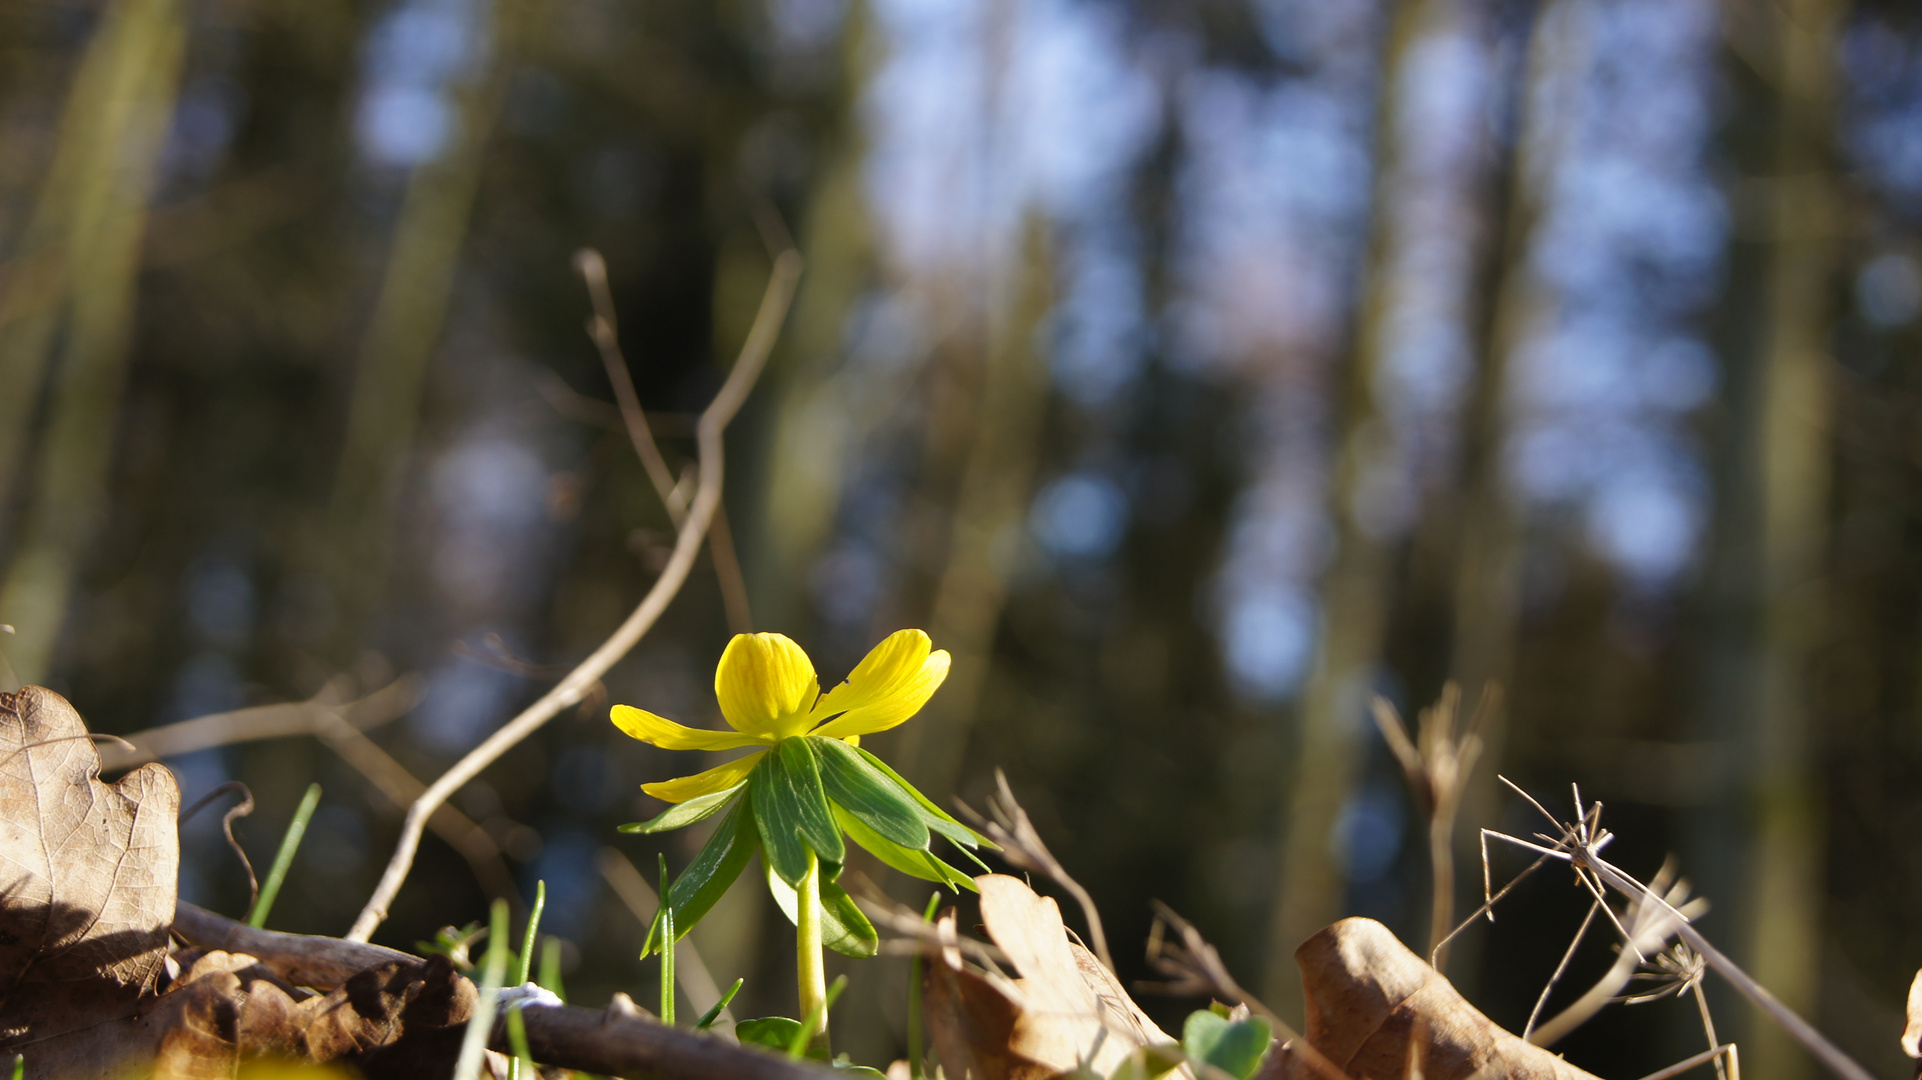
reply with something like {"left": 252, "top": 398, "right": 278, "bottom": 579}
{"left": 26, "top": 947, "right": 478, "bottom": 1079}
{"left": 925, "top": 875, "right": 1179, "bottom": 1080}
{"left": 1265, "top": 918, "right": 1601, "bottom": 1080}
{"left": 0, "top": 686, "right": 180, "bottom": 1051}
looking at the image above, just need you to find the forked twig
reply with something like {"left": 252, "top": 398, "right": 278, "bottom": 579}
{"left": 346, "top": 242, "right": 802, "bottom": 942}
{"left": 1144, "top": 902, "right": 1352, "bottom": 1080}
{"left": 180, "top": 781, "right": 259, "bottom": 910}
{"left": 1372, "top": 682, "right": 1495, "bottom": 966}
{"left": 576, "top": 247, "right": 754, "bottom": 634}
{"left": 960, "top": 769, "right": 1113, "bottom": 972}
{"left": 1486, "top": 778, "right": 1872, "bottom": 1080}
{"left": 1529, "top": 859, "right": 1705, "bottom": 1047}
{"left": 1522, "top": 898, "right": 1596, "bottom": 1039}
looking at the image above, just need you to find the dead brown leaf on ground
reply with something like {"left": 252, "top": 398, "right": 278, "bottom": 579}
{"left": 0, "top": 686, "right": 180, "bottom": 1052}
{"left": 1264, "top": 918, "right": 1600, "bottom": 1080}
{"left": 925, "top": 874, "right": 1180, "bottom": 1080}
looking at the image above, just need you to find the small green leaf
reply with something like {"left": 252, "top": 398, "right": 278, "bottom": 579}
{"left": 852, "top": 747, "right": 995, "bottom": 850}
{"left": 736, "top": 1017, "right": 825, "bottom": 1060}
{"left": 812, "top": 737, "right": 931, "bottom": 849}
{"left": 764, "top": 862, "right": 880, "bottom": 958}
{"left": 619, "top": 783, "right": 746, "bottom": 834}
{"left": 833, "top": 1064, "right": 888, "bottom": 1078}
{"left": 642, "top": 800, "right": 760, "bottom": 957}
{"left": 833, "top": 805, "right": 976, "bottom": 891}
{"left": 753, "top": 739, "right": 845, "bottom": 885}
{"left": 1181, "top": 1011, "right": 1273, "bottom": 1080}
{"left": 1109, "top": 1046, "right": 1185, "bottom": 1080}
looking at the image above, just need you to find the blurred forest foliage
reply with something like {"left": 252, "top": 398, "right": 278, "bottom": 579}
{"left": 1, "top": 0, "right": 1920, "bottom": 1076}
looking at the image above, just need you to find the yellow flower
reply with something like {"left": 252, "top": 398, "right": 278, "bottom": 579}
{"left": 611, "top": 629, "right": 950, "bottom": 804}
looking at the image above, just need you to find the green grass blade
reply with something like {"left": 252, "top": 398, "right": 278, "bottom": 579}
{"left": 788, "top": 975, "right": 848, "bottom": 1058}
{"left": 247, "top": 782, "right": 320, "bottom": 928}
{"left": 659, "top": 854, "right": 676, "bottom": 1025}
{"left": 908, "top": 892, "right": 939, "bottom": 1079}
{"left": 515, "top": 880, "right": 546, "bottom": 985}
{"left": 537, "top": 936, "right": 566, "bottom": 1002}
{"left": 453, "top": 899, "right": 511, "bottom": 1080}
{"left": 694, "top": 977, "right": 743, "bottom": 1030}
{"left": 508, "top": 880, "right": 545, "bottom": 1080}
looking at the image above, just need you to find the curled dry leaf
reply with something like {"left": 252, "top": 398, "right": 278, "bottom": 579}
{"left": 925, "top": 874, "right": 1179, "bottom": 1080}
{"left": 25, "top": 947, "right": 476, "bottom": 1079}
{"left": 1265, "top": 918, "right": 1601, "bottom": 1080}
{"left": 0, "top": 687, "right": 180, "bottom": 1052}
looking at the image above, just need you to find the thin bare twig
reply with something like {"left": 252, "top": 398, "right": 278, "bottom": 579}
{"left": 1371, "top": 683, "right": 1494, "bottom": 968}
{"left": 1529, "top": 859, "right": 1704, "bottom": 1047}
{"left": 707, "top": 503, "right": 755, "bottom": 634}
{"left": 1489, "top": 779, "right": 1873, "bottom": 1080}
{"left": 312, "top": 711, "right": 525, "bottom": 915}
{"left": 1523, "top": 898, "right": 1596, "bottom": 1039}
{"left": 346, "top": 244, "right": 802, "bottom": 942}
{"left": 576, "top": 247, "right": 755, "bottom": 634}
{"left": 1633, "top": 1045, "right": 1737, "bottom": 1080}
{"left": 961, "top": 769, "right": 1112, "bottom": 973}
{"left": 575, "top": 248, "right": 680, "bottom": 515}
{"left": 1144, "top": 902, "right": 1351, "bottom": 1080}
{"left": 180, "top": 781, "right": 259, "bottom": 911}
{"left": 102, "top": 675, "right": 419, "bottom": 769}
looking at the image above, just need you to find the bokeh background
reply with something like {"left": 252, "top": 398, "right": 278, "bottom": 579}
{"left": 2, "top": 0, "right": 1919, "bottom": 1076}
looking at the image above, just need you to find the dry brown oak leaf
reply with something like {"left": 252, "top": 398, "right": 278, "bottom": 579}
{"left": 1265, "top": 918, "right": 1602, "bottom": 1080}
{"left": 925, "top": 874, "right": 1179, "bottom": 1080}
{"left": 0, "top": 687, "right": 179, "bottom": 1053}
{"left": 23, "top": 947, "right": 475, "bottom": 1080}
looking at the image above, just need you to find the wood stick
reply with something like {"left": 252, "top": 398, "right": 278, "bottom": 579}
{"left": 345, "top": 246, "right": 801, "bottom": 942}
{"left": 172, "top": 902, "right": 827, "bottom": 1080}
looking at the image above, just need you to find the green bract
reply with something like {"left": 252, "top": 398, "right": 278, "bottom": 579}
{"left": 630, "top": 736, "right": 989, "bottom": 958}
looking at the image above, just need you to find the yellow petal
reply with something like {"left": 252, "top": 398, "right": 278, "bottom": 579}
{"left": 715, "top": 633, "right": 820, "bottom": 739}
{"left": 808, "top": 630, "right": 951, "bottom": 739}
{"left": 642, "top": 751, "right": 766, "bottom": 803}
{"left": 611, "top": 704, "right": 766, "bottom": 751}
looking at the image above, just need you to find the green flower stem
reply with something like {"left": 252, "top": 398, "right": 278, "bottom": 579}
{"left": 796, "top": 849, "right": 829, "bottom": 1054}
{"left": 908, "top": 892, "right": 939, "bottom": 1079}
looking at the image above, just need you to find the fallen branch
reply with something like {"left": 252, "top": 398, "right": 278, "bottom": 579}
{"left": 172, "top": 902, "right": 829, "bottom": 1080}
{"left": 101, "top": 674, "right": 419, "bottom": 769}
{"left": 173, "top": 901, "right": 415, "bottom": 988}
{"left": 346, "top": 245, "right": 802, "bottom": 942}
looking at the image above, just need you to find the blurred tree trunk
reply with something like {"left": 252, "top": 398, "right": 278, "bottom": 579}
{"left": 324, "top": 0, "right": 517, "bottom": 643}
{"left": 744, "top": 9, "right": 880, "bottom": 636}
{"left": 897, "top": 218, "right": 1053, "bottom": 799}
{"left": 1442, "top": 0, "right": 1547, "bottom": 975}
{"left": 1697, "top": 0, "right": 1842, "bottom": 1075}
{"left": 0, "top": 0, "right": 186, "bottom": 686}
{"left": 1261, "top": 0, "right": 1421, "bottom": 1010}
